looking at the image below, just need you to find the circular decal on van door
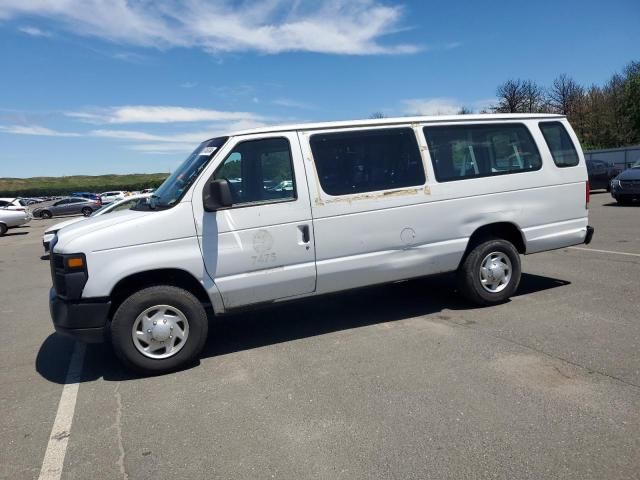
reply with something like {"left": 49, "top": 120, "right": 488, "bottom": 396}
{"left": 401, "top": 227, "right": 416, "bottom": 246}
{"left": 253, "top": 230, "right": 274, "bottom": 253}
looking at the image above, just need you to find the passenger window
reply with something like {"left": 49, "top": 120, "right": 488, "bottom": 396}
{"left": 423, "top": 123, "right": 542, "bottom": 182}
{"left": 539, "top": 122, "right": 579, "bottom": 167}
{"left": 214, "top": 137, "right": 296, "bottom": 205}
{"left": 309, "top": 128, "right": 425, "bottom": 196}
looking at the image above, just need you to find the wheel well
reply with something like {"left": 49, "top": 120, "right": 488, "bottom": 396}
{"left": 460, "top": 222, "right": 526, "bottom": 265}
{"left": 108, "top": 269, "right": 211, "bottom": 318}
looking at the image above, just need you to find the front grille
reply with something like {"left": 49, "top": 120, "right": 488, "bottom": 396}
{"left": 620, "top": 179, "right": 640, "bottom": 191}
{"left": 620, "top": 179, "right": 640, "bottom": 186}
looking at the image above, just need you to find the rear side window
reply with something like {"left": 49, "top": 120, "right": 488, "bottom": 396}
{"left": 310, "top": 128, "right": 425, "bottom": 196}
{"left": 423, "top": 123, "right": 541, "bottom": 182}
{"left": 539, "top": 122, "right": 579, "bottom": 167}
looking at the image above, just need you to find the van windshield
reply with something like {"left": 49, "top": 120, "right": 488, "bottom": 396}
{"left": 145, "top": 137, "right": 228, "bottom": 210}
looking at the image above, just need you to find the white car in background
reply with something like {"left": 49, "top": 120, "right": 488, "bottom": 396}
{"left": 0, "top": 208, "right": 32, "bottom": 236}
{"left": 42, "top": 194, "right": 149, "bottom": 251}
{"left": 100, "top": 191, "right": 126, "bottom": 204}
{"left": 0, "top": 197, "right": 30, "bottom": 212}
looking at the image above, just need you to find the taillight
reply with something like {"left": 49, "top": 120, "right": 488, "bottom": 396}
{"left": 586, "top": 181, "right": 590, "bottom": 209}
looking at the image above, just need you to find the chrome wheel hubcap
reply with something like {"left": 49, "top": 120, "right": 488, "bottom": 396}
{"left": 132, "top": 305, "right": 189, "bottom": 359}
{"left": 479, "top": 252, "right": 512, "bottom": 293}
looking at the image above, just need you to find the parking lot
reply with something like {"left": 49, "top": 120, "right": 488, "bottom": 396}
{"left": 1, "top": 191, "right": 638, "bottom": 480}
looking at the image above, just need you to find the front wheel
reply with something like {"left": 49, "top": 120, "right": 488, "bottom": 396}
{"left": 40, "top": 210, "right": 52, "bottom": 219}
{"left": 616, "top": 196, "right": 632, "bottom": 205}
{"left": 111, "top": 286, "right": 208, "bottom": 374}
{"left": 0, "top": 223, "right": 7, "bottom": 236}
{"left": 457, "top": 238, "right": 521, "bottom": 306}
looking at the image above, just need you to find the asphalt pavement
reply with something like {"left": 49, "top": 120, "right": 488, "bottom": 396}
{"left": 1, "top": 191, "right": 639, "bottom": 480}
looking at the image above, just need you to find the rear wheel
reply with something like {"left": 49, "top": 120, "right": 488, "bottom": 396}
{"left": 0, "top": 223, "right": 7, "bottom": 236}
{"left": 40, "top": 210, "right": 52, "bottom": 219}
{"left": 457, "top": 238, "right": 521, "bottom": 306}
{"left": 81, "top": 207, "right": 93, "bottom": 216}
{"left": 110, "top": 285, "right": 208, "bottom": 374}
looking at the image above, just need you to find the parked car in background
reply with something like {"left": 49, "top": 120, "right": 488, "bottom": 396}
{"left": 0, "top": 208, "right": 31, "bottom": 235}
{"left": 42, "top": 194, "right": 150, "bottom": 251}
{"left": 100, "top": 191, "right": 126, "bottom": 204}
{"left": 0, "top": 197, "right": 29, "bottom": 211}
{"left": 22, "top": 197, "right": 46, "bottom": 205}
{"left": 610, "top": 160, "right": 640, "bottom": 205}
{"left": 33, "top": 197, "right": 101, "bottom": 219}
{"left": 586, "top": 159, "right": 621, "bottom": 191}
{"left": 71, "top": 192, "right": 102, "bottom": 204}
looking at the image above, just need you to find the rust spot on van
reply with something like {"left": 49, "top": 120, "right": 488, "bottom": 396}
{"left": 313, "top": 187, "right": 430, "bottom": 205}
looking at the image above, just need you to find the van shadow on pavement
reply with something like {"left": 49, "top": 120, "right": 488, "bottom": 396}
{"left": 36, "top": 272, "right": 570, "bottom": 385}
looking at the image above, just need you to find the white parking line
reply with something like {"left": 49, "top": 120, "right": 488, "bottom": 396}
{"left": 569, "top": 246, "right": 640, "bottom": 257}
{"left": 38, "top": 342, "right": 86, "bottom": 480}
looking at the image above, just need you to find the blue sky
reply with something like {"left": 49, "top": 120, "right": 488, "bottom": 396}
{"left": 0, "top": 0, "right": 638, "bottom": 178}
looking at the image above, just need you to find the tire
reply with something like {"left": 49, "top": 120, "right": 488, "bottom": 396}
{"left": 111, "top": 285, "right": 208, "bottom": 374}
{"left": 81, "top": 207, "right": 93, "bottom": 216}
{"left": 0, "top": 223, "right": 7, "bottom": 236}
{"left": 40, "top": 210, "right": 52, "bottom": 219}
{"left": 616, "top": 196, "right": 632, "bottom": 205}
{"left": 457, "top": 237, "right": 521, "bottom": 306}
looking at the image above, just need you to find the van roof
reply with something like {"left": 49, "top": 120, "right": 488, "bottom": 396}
{"left": 222, "top": 113, "right": 565, "bottom": 139}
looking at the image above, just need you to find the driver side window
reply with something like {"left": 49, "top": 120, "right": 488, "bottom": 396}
{"left": 214, "top": 137, "right": 296, "bottom": 205}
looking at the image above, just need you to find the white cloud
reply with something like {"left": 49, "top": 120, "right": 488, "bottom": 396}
{"left": 443, "top": 41, "right": 462, "bottom": 50}
{"left": 0, "top": 124, "right": 80, "bottom": 137}
{"left": 129, "top": 143, "right": 197, "bottom": 154}
{"left": 18, "top": 26, "right": 52, "bottom": 37}
{"left": 0, "top": 1, "right": 418, "bottom": 55}
{"left": 67, "top": 105, "right": 263, "bottom": 124}
{"left": 401, "top": 97, "right": 498, "bottom": 116}
{"left": 471, "top": 98, "right": 498, "bottom": 112}
{"left": 90, "top": 129, "right": 216, "bottom": 143}
{"left": 402, "top": 98, "right": 463, "bottom": 116}
{"left": 272, "top": 98, "right": 315, "bottom": 110}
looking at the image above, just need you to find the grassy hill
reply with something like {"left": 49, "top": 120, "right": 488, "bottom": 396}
{"left": 0, "top": 173, "right": 169, "bottom": 197}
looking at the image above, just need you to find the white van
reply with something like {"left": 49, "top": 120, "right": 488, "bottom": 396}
{"left": 48, "top": 114, "right": 593, "bottom": 373}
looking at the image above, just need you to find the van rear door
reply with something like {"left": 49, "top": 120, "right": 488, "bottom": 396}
{"left": 194, "top": 132, "right": 317, "bottom": 309}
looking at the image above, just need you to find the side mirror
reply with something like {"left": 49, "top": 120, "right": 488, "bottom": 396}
{"left": 203, "top": 179, "right": 233, "bottom": 212}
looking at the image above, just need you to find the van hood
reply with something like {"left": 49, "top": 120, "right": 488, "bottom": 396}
{"left": 53, "top": 202, "right": 196, "bottom": 255}
{"left": 618, "top": 167, "right": 640, "bottom": 180}
{"left": 45, "top": 217, "right": 85, "bottom": 234}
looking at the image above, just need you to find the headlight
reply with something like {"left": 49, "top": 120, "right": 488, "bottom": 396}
{"left": 611, "top": 179, "right": 621, "bottom": 188}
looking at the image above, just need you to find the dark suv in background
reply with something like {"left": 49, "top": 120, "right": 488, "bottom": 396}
{"left": 586, "top": 159, "right": 621, "bottom": 191}
{"left": 610, "top": 160, "right": 640, "bottom": 205}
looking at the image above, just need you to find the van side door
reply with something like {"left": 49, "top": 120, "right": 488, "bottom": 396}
{"left": 193, "top": 132, "right": 316, "bottom": 309}
{"left": 299, "top": 126, "right": 440, "bottom": 295}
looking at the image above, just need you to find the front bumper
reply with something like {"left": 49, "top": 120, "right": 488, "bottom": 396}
{"left": 49, "top": 288, "right": 110, "bottom": 343}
